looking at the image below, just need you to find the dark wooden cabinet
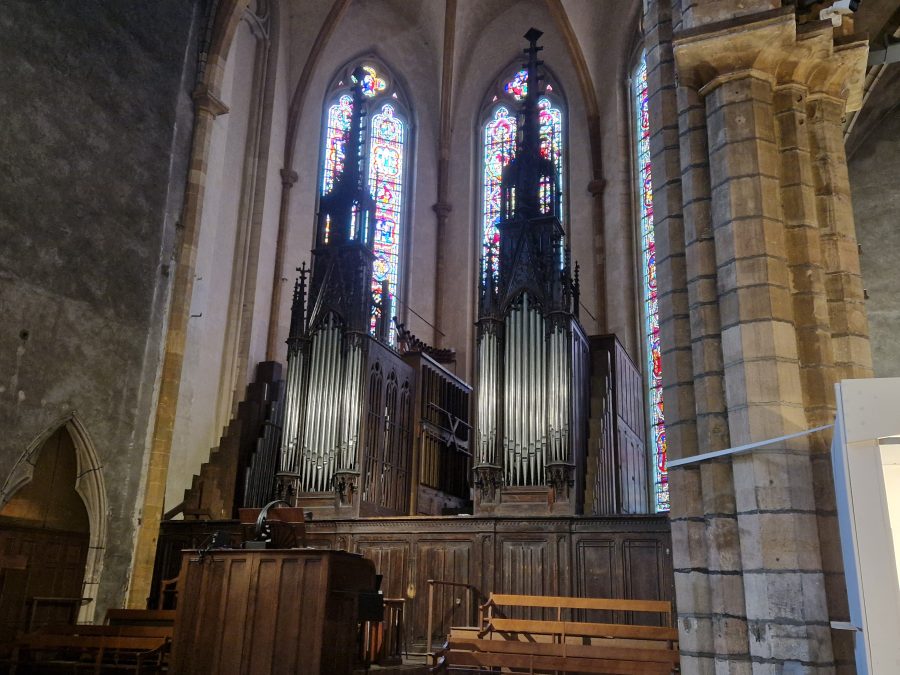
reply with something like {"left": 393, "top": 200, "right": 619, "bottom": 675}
{"left": 170, "top": 549, "right": 376, "bottom": 674}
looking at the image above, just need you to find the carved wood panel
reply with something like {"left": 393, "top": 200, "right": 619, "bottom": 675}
{"left": 414, "top": 539, "right": 472, "bottom": 643}
{"left": 155, "top": 515, "right": 672, "bottom": 650}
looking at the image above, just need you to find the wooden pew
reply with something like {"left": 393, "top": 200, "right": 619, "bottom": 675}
{"left": 9, "top": 633, "right": 168, "bottom": 673}
{"left": 4, "top": 609, "right": 175, "bottom": 672}
{"left": 435, "top": 593, "right": 680, "bottom": 674}
{"left": 104, "top": 609, "right": 176, "bottom": 628}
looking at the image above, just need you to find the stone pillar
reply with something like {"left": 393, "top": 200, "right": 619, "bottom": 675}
{"left": 661, "top": 5, "right": 872, "bottom": 672}
{"left": 706, "top": 70, "right": 833, "bottom": 668}
{"left": 680, "top": 80, "right": 749, "bottom": 672}
{"left": 806, "top": 95, "right": 873, "bottom": 381}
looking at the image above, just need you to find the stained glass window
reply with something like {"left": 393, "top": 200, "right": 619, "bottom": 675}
{"left": 368, "top": 103, "right": 405, "bottom": 336}
{"left": 634, "top": 54, "right": 668, "bottom": 513}
{"left": 482, "top": 106, "right": 516, "bottom": 279}
{"left": 481, "top": 68, "right": 563, "bottom": 282}
{"left": 504, "top": 69, "right": 528, "bottom": 101}
{"left": 322, "top": 94, "right": 353, "bottom": 196}
{"left": 358, "top": 65, "right": 387, "bottom": 98}
{"left": 319, "top": 63, "right": 407, "bottom": 343}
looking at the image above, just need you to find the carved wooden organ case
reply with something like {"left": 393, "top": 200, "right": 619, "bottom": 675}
{"left": 276, "top": 69, "right": 416, "bottom": 518}
{"left": 474, "top": 30, "right": 589, "bottom": 516}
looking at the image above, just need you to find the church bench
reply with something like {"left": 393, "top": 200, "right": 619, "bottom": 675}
{"left": 8, "top": 633, "right": 168, "bottom": 673}
{"left": 37, "top": 624, "right": 173, "bottom": 639}
{"left": 103, "top": 609, "right": 176, "bottom": 628}
{"left": 434, "top": 593, "right": 679, "bottom": 674}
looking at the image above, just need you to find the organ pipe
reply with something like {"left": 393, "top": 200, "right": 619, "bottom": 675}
{"left": 473, "top": 30, "right": 589, "bottom": 510}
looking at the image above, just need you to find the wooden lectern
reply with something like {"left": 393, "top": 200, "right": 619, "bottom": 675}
{"left": 170, "top": 548, "right": 376, "bottom": 674}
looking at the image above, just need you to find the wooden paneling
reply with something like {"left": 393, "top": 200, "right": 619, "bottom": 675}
{"left": 355, "top": 541, "right": 411, "bottom": 599}
{"left": 170, "top": 549, "right": 375, "bottom": 674}
{"left": 156, "top": 515, "right": 672, "bottom": 650}
{"left": 0, "top": 526, "right": 88, "bottom": 642}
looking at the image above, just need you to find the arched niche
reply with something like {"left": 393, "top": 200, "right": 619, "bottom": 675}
{"left": 0, "top": 416, "right": 108, "bottom": 625}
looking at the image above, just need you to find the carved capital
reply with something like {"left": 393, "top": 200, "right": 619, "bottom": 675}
{"left": 587, "top": 178, "right": 605, "bottom": 197}
{"left": 432, "top": 201, "right": 452, "bottom": 220}
{"left": 473, "top": 464, "right": 502, "bottom": 503}
{"left": 191, "top": 85, "right": 230, "bottom": 117}
{"left": 274, "top": 473, "right": 299, "bottom": 506}
{"left": 333, "top": 471, "right": 360, "bottom": 506}
{"left": 545, "top": 463, "right": 575, "bottom": 503}
{"left": 673, "top": 9, "right": 867, "bottom": 112}
{"left": 281, "top": 168, "right": 299, "bottom": 187}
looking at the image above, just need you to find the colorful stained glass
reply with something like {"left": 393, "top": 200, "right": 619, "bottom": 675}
{"left": 504, "top": 69, "right": 528, "bottom": 101}
{"left": 368, "top": 104, "right": 404, "bottom": 338}
{"left": 356, "top": 65, "right": 387, "bottom": 98}
{"left": 482, "top": 106, "right": 516, "bottom": 279}
{"left": 634, "top": 54, "right": 668, "bottom": 512}
{"left": 322, "top": 94, "right": 353, "bottom": 197}
{"left": 538, "top": 97, "right": 563, "bottom": 216}
{"left": 481, "top": 90, "right": 563, "bottom": 281}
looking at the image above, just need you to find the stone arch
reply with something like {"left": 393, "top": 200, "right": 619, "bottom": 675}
{"left": 0, "top": 414, "right": 108, "bottom": 623}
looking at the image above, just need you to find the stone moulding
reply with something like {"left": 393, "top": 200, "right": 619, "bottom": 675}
{"left": 673, "top": 10, "right": 867, "bottom": 111}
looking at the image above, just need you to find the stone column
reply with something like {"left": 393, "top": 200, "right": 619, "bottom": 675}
{"left": 705, "top": 70, "right": 833, "bottom": 668}
{"left": 774, "top": 84, "right": 856, "bottom": 670}
{"left": 680, "top": 80, "right": 749, "bottom": 672}
{"left": 806, "top": 94, "right": 873, "bottom": 381}
{"left": 665, "top": 6, "right": 872, "bottom": 671}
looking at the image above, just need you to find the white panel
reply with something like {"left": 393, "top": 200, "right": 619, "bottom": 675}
{"left": 833, "top": 379, "right": 900, "bottom": 675}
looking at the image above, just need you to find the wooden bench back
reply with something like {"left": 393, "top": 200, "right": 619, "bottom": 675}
{"left": 484, "top": 593, "right": 673, "bottom": 627}
{"left": 16, "top": 633, "right": 167, "bottom": 651}
{"left": 104, "top": 608, "right": 176, "bottom": 627}
{"left": 486, "top": 593, "right": 671, "bottom": 616}
{"left": 39, "top": 624, "right": 173, "bottom": 639}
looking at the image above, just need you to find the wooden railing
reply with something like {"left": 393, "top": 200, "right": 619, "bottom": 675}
{"left": 425, "top": 580, "right": 481, "bottom": 657}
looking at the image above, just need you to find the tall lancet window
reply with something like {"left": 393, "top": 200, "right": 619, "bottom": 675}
{"left": 634, "top": 53, "right": 668, "bottom": 512}
{"left": 319, "top": 62, "right": 410, "bottom": 337}
{"left": 480, "top": 65, "right": 565, "bottom": 281}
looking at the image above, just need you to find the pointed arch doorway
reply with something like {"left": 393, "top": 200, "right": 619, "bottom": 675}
{"left": 0, "top": 419, "right": 107, "bottom": 642}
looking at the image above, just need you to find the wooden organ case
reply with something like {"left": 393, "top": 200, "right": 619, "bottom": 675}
{"left": 399, "top": 344, "right": 473, "bottom": 515}
{"left": 473, "top": 29, "right": 590, "bottom": 516}
{"left": 273, "top": 68, "right": 466, "bottom": 519}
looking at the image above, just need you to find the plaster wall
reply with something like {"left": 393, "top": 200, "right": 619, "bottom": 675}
{"left": 0, "top": 0, "right": 199, "bottom": 616}
{"left": 167, "top": 18, "right": 258, "bottom": 509}
{"left": 849, "top": 68, "right": 900, "bottom": 379}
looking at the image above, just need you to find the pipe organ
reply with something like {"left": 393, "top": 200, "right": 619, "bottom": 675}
{"left": 274, "top": 67, "right": 416, "bottom": 518}
{"left": 474, "top": 29, "right": 590, "bottom": 516}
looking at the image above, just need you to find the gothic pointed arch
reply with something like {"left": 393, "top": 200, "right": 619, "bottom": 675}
{"left": 317, "top": 55, "right": 413, "bottom": 338}
{"left": 477, "top": 59, "right": 567, "bottom": 283}
{"left": 0, "top": 414, "right": 108, "bottom": 623}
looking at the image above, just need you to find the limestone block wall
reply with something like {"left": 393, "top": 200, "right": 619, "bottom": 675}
{"left": 644, "top": 0, "right": 873, "bottom": 671}
{"left": 849, "top": 66, "right": 900, "bottom": 379}
{"left": 0, "top": 0, "right": 200, "bottom": 617}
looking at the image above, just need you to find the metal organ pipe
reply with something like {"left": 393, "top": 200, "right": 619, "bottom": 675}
{"left": 323, "top": 326, "right": 340, "bottom": 485}
{"left": 301, "top": 329, "right": 321, "bottom": 491}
